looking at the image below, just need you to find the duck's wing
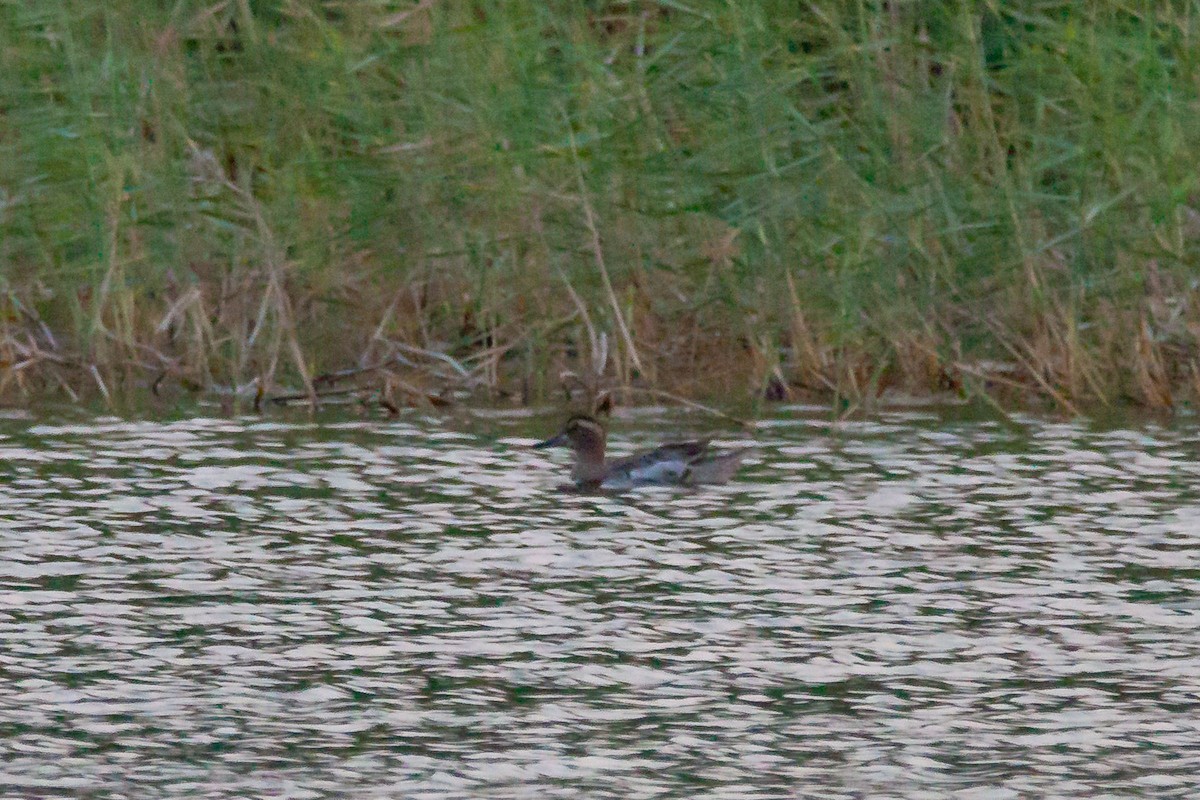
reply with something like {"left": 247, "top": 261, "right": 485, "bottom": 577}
{"left": 607, "top": 440, "right": 709, "bottom": 470}
{"left": 652, "top": 439, "right": 711, "bottom": 460}
{"left": 606, "top": 440, "right": 710, "bottom": 485}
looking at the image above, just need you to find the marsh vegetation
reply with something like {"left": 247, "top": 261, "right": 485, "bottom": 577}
{"left": 2, "top": 2, "right": 1199, "bottom": 413}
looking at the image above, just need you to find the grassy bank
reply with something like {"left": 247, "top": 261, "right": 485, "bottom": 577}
{"left": 2, "top": 1, "right": 1200, "bottom": 414}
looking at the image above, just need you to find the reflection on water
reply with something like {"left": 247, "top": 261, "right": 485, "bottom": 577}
{"left": 0, "top": 408, "right": 1198, "bottom": 798}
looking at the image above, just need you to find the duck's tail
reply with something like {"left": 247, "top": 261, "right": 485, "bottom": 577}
{"left": 683, "top": 446, "right": 756, "bottom": 485}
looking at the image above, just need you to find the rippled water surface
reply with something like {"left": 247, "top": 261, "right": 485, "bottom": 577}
{"left": 1, "top": 406, "right": 1199, "bottom": 798}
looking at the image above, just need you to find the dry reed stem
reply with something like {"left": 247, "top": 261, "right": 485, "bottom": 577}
{"left": 364, "top": 289, "right": 406, "bottom": 366}
{"left": 1135, "top": 316, "right": 1173, "bottom": 408}
{"left": 221, "top": 169, "right": 316, "bottom": 409}
{"left": 391, "top": 342, "right": 473, "bottom": 381}
{"left": 784, "top": 272, "right": 835, "bottom": 391}
{"left": 984, "top": 317, "right": 1082, "bottom": 416}
{"left": 1050, "top": 298, "right": 1108, "bottom": 406}
{"left": 564, "top": 114, "right": 643, "bottom": 379}
{"left": 624, "top": 386, "right": 753, "bottom": 428}
{"left": 951, "top": 365, "right": 1021, "bottom": 425}
{"left": 88, "top": 364, "right": 112, "bottom": 406}
{"left": 560, "top": 275, "right": 609, "bottom": 399}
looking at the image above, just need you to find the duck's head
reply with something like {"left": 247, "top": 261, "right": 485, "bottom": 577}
{"left": 532, "top": 414, "right": 606, "bottom": 457}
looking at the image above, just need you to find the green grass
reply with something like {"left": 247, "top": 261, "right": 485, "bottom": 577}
{"left": 2, "top": 0, "right": 1200, "bottom": 412}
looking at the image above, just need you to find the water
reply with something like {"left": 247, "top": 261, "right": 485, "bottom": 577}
{"left": 1, "top": 406, "right": 1198, "bottom": 798}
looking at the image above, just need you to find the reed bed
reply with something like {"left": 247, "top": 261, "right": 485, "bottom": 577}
{"left": 2, "top": 1, "right": 1200, "bottom": 414}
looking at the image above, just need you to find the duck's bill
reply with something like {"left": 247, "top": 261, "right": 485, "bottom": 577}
{"left": 532, "top": 432, "right": 567, "bottom": 449}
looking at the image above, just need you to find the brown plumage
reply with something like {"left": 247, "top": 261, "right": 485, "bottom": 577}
{"left": 533, "top": 414, "right": 751, "bottom": 490}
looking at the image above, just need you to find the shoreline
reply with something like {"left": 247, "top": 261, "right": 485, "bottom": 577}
{"left": 2, "top": 321, "right": 1194, "bottom": 420}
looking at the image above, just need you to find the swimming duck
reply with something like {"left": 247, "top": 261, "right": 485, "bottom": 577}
{"left": 533, "top": 414, "right": 751, "bottom": 491}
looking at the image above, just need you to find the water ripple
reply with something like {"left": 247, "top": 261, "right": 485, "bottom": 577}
{"left": 0, "top": 410, "right": 1197, "bottom": 797}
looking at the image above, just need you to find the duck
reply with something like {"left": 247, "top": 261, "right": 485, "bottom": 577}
{"left": 533, "top": 414, "right": 751, "bottom": 491}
